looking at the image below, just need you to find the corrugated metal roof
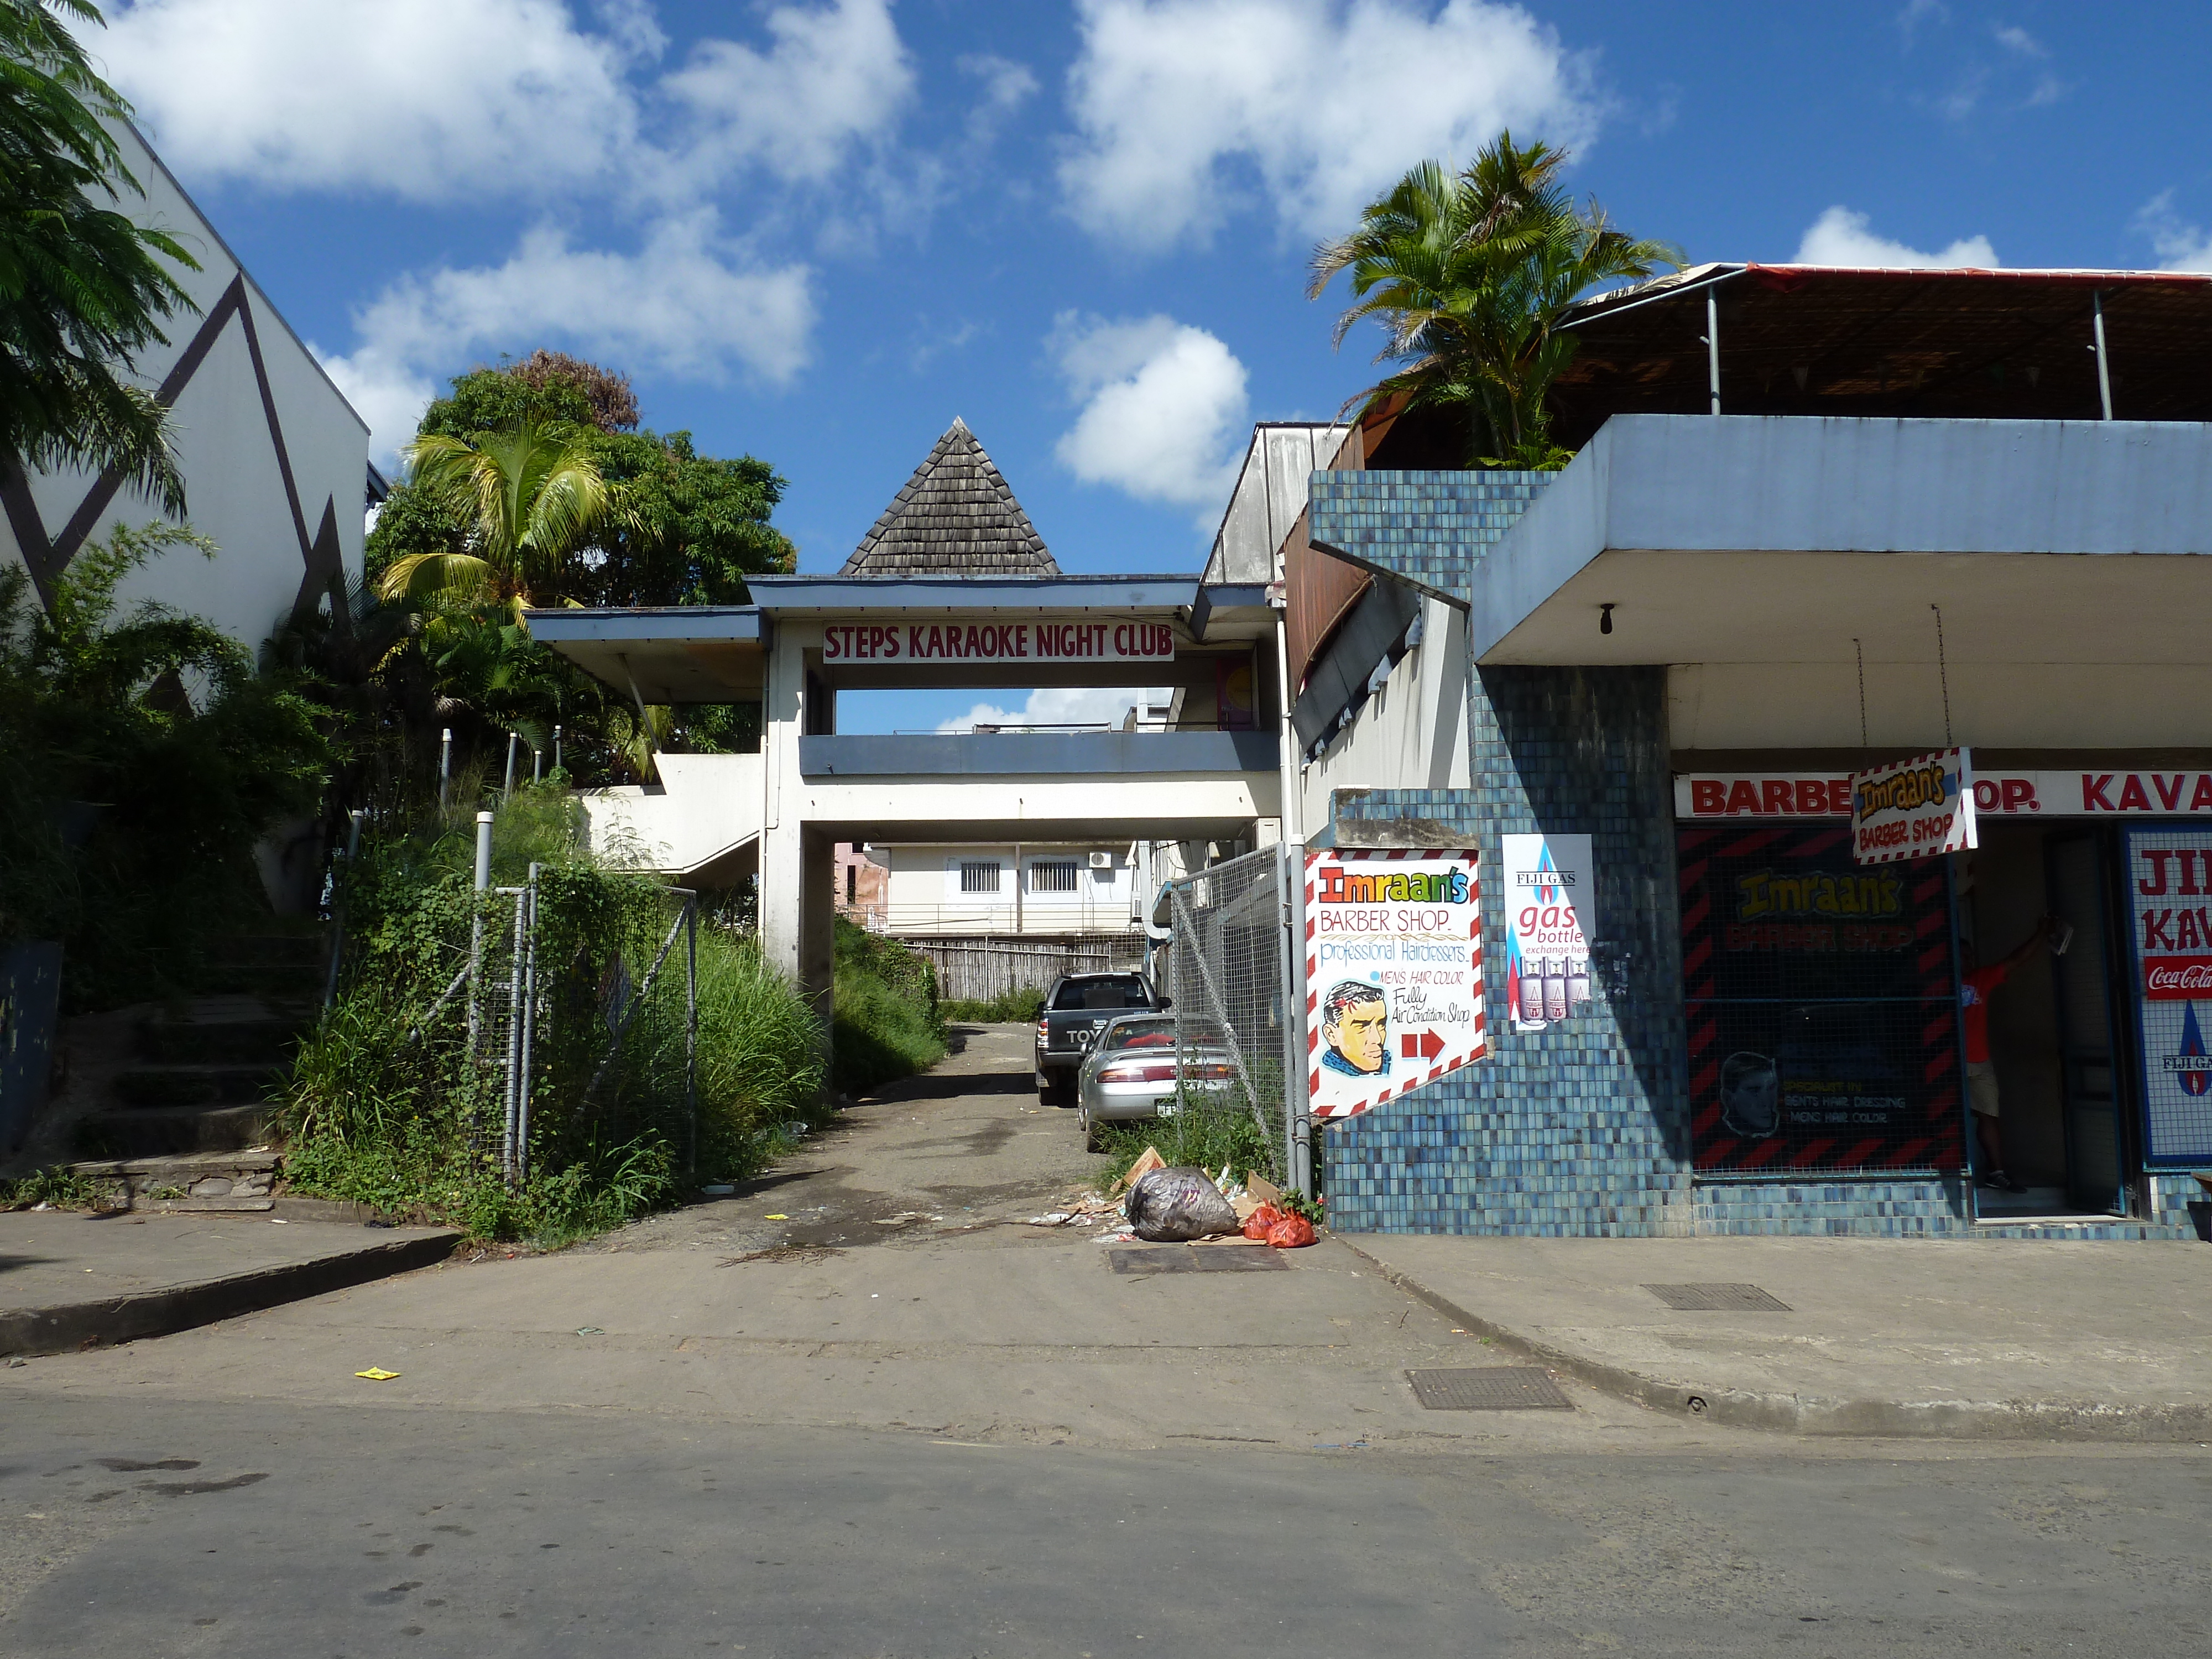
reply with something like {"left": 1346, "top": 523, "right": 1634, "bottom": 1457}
{"left": 1548, "top": 263, "right": 2212, "bottom": 446}
{"left": 841, "top": 418, "right": 1060, "bottom": 578}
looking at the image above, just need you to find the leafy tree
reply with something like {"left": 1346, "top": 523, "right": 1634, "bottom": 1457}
{"left": 378, "top": 420, "right": 614, "bottom": 610}
{"left": 1309, "top": 133, "right": 1681, "bottom": 468}
{"left": 0, "top": 0, "right": 198, "bottom": 509}
{"left": 0, "top": 524, "right": 327, "bottom": 1001}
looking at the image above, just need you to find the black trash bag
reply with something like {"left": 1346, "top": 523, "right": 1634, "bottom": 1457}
{"left": 1126, "top": 1166, "right": 1239, "bottom": 1242}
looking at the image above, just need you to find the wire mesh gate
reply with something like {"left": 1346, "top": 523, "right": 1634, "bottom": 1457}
{"left": 1160, "top": 845, "right": 1308, "bottom": 1189}
{"left": 410, "top": 868, "right": 701, "bottom": 1190}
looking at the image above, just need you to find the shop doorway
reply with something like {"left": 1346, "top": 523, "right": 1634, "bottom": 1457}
{"left": 1961, "top": 825, "right": 2129, "bottom": 1218}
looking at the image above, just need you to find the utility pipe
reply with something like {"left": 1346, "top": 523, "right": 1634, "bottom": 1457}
{"left": 1705, "top": 288, "right": 1722, "bottom": 415}
{"left": 2092, "top": 291, "right": 2115, "bottom": 420}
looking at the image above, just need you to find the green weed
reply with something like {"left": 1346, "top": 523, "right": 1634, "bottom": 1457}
{"left": 939, "top": 987, "right": 1046, "bottom": 1024}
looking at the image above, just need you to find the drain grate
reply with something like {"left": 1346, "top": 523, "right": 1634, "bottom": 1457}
{"left": 1406, "top": 1368, "right": 1573, "bottom": 1411}
{"left": 1643, "top": 1282, "right": 1792, "bottom": 1312}
{"left": 1108, "top": 1246, "right": 1289, "bottom": 1275}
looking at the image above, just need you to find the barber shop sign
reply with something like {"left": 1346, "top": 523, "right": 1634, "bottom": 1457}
{"left": 1304, "top": 848, "right": 1486, "bottom": 1121}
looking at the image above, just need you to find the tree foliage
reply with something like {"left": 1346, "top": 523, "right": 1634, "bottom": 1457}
{"left": 380, "top": 420, "right": 613, "bottom": 609}
{"left": 0, "top": 0, "right": 198, "bottom": 509}
{"left": 1310, "top": 133, "right": 1682, "bottom": 468}
{"left": 0, "top": 524, "right": 328, "bottom": 1003}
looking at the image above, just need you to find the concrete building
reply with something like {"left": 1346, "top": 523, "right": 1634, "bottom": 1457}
{"left": 1, "top": 121, "right": 369, "bottom": 648}
{"left": 536, "top": 419, "right": 1293, "bottom": 1009}
{"left": 1287, "top": 264, "right": 2212, "bottom": 1238}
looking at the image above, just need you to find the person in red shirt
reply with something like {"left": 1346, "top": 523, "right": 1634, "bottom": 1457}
{"left": 1960, "top": 918, "right": 2056, "bottom": 1193}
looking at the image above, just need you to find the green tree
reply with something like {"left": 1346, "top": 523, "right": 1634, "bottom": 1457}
{"left": 0, "top": 0, "right": 198, "bottom": 509}
{"left": 378, "top": 420, "right": 614, "bottom": 610}
{"left": 1309, "top": 133, "right": 1681, "bottom": 468}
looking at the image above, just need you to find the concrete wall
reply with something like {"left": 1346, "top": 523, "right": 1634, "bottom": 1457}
{"left": 1306, "top": 466, "right": 2198, "bottom": 1239}
{"left": 875, "top": 844, "right": 1136, "bottom": 936}
{"left": 580, "top": 753, "right": 764, "bottom": 881}
{"left": 1, "top": 120, "right": 366, "bottom": 646}
{"left": 1299, "top": 593, "right": 1470, "bottom": 831}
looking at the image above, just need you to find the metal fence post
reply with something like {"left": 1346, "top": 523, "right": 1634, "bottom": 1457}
{"left": 502, "top": 883, "right": 526, "bottom": 1185}
{"left": 685, "top": 896, "right": 699, "bottom": 1182}
{"left": 1282, "top": 839, "right": 1313, "bottom": 1199}
{"left": 439, "top": 727, "right": 451, "bottom": 812}
{"left": 322, "top": 807, "right": 365, "bottom": 1011}
{"left": 504, "top": 731, "right": 519, "bottom": 797}
{"left": 516, "top": 863, "right": 540, "bottom": 1188}
{"left": 466, "top": 810, "right": 494, "bottom": 1056}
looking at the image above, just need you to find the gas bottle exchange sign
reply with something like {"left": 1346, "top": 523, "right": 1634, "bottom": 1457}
{"left": 1501, "top": 833, "right": 1596, "bottom": 1033}
{"left": 2125, "top": 827, "right": 2212, "bottom": 1163}
{"left": 1303, "top": 848, "right": 1485, "bottom": 1122}
{"left": 1850, "top": 748, "right": 1977, "bottom": 865}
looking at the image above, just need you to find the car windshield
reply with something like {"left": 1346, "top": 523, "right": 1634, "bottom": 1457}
{"left": 1099, "top": 1018, "right": 1175, "bottom": 1054}
{"left": 1052, "top": 976, "right": 1150, "bottom": 1011}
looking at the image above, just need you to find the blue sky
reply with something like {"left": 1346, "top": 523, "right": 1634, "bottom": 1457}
{"left": 92, "top": 0, "right": 2212, "bottom": 731}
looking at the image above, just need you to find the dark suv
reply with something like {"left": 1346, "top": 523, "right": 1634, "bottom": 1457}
{"left": 1035, "top": 971, "right": 1162, "bottom": 1102}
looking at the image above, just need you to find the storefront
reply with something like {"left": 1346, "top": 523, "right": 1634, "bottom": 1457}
{"left": 1677, "top": 763, "right": 2212, "bottom": 1223}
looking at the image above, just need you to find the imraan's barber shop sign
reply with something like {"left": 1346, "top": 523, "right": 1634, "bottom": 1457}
{"left": 1304, "top": 848, "right": 1486, "bottom": 1123}
{"left": 820, "top": 619, "right": 1176, "bottom": 663}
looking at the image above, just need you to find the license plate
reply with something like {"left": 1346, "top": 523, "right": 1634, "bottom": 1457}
{"left": 1156, "top": 1098, "right": 1179, "bottom": 1117}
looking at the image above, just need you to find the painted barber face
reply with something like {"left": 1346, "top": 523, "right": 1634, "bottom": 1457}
{"left": 1328, "top": 999, "right": 1389, "bottom": 1074}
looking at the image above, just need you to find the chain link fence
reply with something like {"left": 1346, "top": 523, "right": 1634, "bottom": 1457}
{"left": 405, "top": 868, "right": 700, "bottom": 1190}
{"left": 1161, "top": 846, "right": 1300, "bottom": 1186}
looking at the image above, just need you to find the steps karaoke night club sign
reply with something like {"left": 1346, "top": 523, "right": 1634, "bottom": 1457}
{"left": 819, "top": 619, "right": 1176, "bottom": 663}
{"left": 1303, "top": 848, "right": 1485, "bottom": 1121}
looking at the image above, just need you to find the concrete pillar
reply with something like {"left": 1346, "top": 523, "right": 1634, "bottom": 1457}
{"left": 800, "top": 829, "right": 836, "bottom": 1016}
{"left": 759, "top": 620, "right": 806, "bottom": 984}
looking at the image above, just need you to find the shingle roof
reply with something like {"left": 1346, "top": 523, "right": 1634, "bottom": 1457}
{"left": 840, "top": 419, "right": 1060, "bottom": 577}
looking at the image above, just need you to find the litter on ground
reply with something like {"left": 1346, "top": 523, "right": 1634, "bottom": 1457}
{"left": 354, "top": 1368, "right": 401, "bottom": 1381}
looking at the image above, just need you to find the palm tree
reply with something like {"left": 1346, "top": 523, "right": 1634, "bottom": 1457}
{"left": 377, "top": 421, "right": 613, "bottom": 611}
{"left": 1309, "top": 133, "right": 1682, "bottom": 468}
{"left": 0, "top": 0, "right": 200, "bottom": 510}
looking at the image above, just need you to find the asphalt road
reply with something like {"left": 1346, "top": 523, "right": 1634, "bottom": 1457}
{"left": 4, "top": 1024, "right": 2209, "bottom": 1655}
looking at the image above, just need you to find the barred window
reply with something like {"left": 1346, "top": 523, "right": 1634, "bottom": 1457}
{"left": 1029, "top": 860, "right": 1081, "bottom": 893}
{"left": 959, "top": 862, "right": 1001, "bottom": 894}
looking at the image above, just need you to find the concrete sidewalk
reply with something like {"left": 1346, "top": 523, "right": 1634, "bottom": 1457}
{"left": 0, "top": 1209, "right": 458, "bottom": 1358}
{"left": 1344, "top": 1232, "right": 2212, "bottom": 1442}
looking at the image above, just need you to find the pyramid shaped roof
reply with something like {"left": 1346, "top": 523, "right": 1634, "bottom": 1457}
{"left": 841, "top": 419, "right": 1059, "bottom": 577}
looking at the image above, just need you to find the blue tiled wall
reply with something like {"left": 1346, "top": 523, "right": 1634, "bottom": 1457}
{"left": 1307, "top": 471, "right": 2199, "bottom": 1240}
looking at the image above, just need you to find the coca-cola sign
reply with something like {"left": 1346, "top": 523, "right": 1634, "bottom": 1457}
{"left": 2143, "top": 957, "right": 2212, "bottom": 999}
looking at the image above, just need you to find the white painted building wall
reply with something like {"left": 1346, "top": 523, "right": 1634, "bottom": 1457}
{"left": 878, "top": 843, "right": 1138, "bottom": 936}
{"left": 1298, "top": 593, "right": 1472, "bottom": 831}
{"left": 0, "top": 121, "right": 366, "bottom": 646}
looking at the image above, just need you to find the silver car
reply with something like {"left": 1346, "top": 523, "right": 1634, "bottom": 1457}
{"left": 1074, "top": 1013, "right": 1235, "bottom": 1152}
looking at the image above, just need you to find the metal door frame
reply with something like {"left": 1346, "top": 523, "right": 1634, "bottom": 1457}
{"left": 2042, "top": 826, "right": 2130, "bottom": 1217}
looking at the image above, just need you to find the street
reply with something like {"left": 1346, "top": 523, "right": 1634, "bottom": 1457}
{"left": 4, "top": 1024, "right": 2209, "bottom": 1656}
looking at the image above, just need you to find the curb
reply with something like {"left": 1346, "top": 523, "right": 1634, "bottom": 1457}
{"left": 0, "top": 1230, "right": 462, "bottom": 1359}
{"left": 1337, "top": 1238, "right": 2212, "bottom": 1445}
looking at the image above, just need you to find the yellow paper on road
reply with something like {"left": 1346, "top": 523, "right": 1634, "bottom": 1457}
{"left": 354, "top": 1368, "right": 401, "bottom": 1381}
{"left": 764, "top": 1214, "right": 788, "bottom": 1220}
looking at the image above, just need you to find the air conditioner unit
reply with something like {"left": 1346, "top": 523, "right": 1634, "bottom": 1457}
{"left": 1088, "top": 852, "right": 1114, "bottom": 869}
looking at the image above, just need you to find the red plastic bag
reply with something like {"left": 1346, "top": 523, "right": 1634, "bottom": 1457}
{"left": 1241, "top": 1203, "right": 1284, "bottom": 1240}
{"left": 1266, "top": 1213, "right": 1316, "bottom": 1249}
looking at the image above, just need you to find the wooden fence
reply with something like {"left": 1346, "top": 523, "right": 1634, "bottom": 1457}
{"left": 903, "top": 933, "right": 1149, "bottom": 1003}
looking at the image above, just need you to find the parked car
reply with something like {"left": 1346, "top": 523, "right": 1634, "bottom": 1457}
{"left": 1074, "top": 1012, "right": 1237, "bottom": 1152}
{"left": 1034, "top": 971, "right": 1162, "bottom": 1102}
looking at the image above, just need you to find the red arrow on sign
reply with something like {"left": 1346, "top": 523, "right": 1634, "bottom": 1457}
{"left": 1417, "top": 1029, "right": 1443, "bottom": 1060}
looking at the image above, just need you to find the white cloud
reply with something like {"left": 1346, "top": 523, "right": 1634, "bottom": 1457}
{"left": 1059, "top": 0, "right": 1601, "bottom": 252}
{"left": 322, "top": 215, "right": 814, "bottom": 462}
{"left": 1051, "top": 314, "right": 1250, "bottom": 514}
{"left": 1793, "top": 206, "right": 1997, "bottom": 269}
{"left": 938, "top": 686, "right": 1172, "bottom": 733}
{"left": 103, "top": 0, "right": 642, "bottom": 201}
{"left": 660, "top": 0, "right": 913, "bottom": 189}
{"left": 958, "top": 53, "right": 1039, "bottom": 147}
{"left": 2134, "top": 192, "right": 2212, "bottom": 273}
{"left": 105, "top": 0, "right": 916, "bottom": 204}
{"left": 1992, "top": 24, "right": 2046, "bottom": 57}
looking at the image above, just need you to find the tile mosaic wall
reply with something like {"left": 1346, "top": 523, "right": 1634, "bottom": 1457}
{"left": 1307, "top": 471, "right": 2200, "bottom": 1240}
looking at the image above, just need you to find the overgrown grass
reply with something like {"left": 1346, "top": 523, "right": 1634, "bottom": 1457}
{"left": 830, "top": 918, "right": 945, "bottom": 1097}
{"left": 0, "top": 1165, "right": 117, "bottom": 1211}
{"left": 939, "top": 986, "right": 1046, "bottom": 1024}
{"left": 279, "top": 786, "right": 843, "bottom": 1245}
{"left": 1091, "top": 1085, "right": 1283, "bottom": 1191}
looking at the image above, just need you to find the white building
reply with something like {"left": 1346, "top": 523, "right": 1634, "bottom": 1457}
{"left": 1, "top": 121, "right": 369, "bottom": 648}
